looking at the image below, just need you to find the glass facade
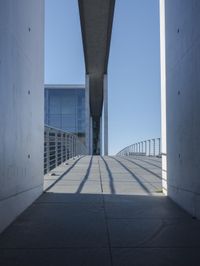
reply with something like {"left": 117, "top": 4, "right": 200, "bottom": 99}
{"left": 45, "top": 87, "right": 85, "bottom": 144}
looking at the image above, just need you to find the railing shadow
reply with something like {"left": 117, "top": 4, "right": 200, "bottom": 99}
{"left": 100, "top": 156, "right": 116, "bottom": 194}
{"left": 112, "top": 157, "right": 151, "bottom": 194}
{"left": 119, "top": 156, "right": 162, "bottom": 180}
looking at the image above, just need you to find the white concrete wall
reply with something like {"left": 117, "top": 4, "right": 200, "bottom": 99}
{"left": 160, "top": 0, "right": 168, "bottom": 195}
{"left": 0, "top": 0, "right": 44, "bottom": 232}
{"left": 160, "top": 0, "right": 200, "bottom": 217}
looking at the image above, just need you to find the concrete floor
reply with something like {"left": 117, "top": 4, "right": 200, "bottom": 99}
{"left": 0, "top": 156, "right": 200, "bottom": 265}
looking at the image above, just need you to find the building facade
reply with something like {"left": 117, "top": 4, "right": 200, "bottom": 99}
{"left": 45, "top": 85, "right": 86, "bottom": 144}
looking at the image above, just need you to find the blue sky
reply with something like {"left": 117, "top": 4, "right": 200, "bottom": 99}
{"left": 45, "top": 0, "right": 161, "bottom": 155}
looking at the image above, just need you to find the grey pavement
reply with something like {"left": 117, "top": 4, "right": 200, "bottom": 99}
{"left": 0, "top": 156, "right": 200, "bottom": 265}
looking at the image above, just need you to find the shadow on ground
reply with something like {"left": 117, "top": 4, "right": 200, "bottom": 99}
{"left": 0, "top": 192, "right": 200, "bottom": 266}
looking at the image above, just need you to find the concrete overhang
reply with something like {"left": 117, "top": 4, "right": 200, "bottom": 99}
{"left": 78, "top": 0, "right": 115, "bottom": 118}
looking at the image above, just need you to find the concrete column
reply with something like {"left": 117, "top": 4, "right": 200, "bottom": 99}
{"left": 85, "top": 75, "right": 90, "bottom": 154}
{"left": 0, "top": 0, "right": 44, "bottom": 233}
{"left": 160, "top": 0, "right": 200, "bottom": 217}
{"left": 104, "top": 75, "right": 108, "bottom": 155}
{"left": 90, "top": 117, "right": 93, "bottom": 154}
{"left": 160, "top": 0, "right": 168, "bottom": 195}
{"left": 100, "top": 116, "right": 102, "bottom": 155}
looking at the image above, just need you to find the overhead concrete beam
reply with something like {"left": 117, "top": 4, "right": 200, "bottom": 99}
{"left": 78, "top": 0, "right": 115, "bottom": 118}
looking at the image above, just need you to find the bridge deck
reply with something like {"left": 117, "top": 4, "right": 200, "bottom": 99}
{"left": 0, "top": 156, "right": 200, "bottom": 265}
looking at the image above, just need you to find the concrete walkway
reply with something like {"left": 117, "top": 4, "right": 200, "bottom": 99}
{"left": 0, "top": 156, "right": 200, "bottom": 265}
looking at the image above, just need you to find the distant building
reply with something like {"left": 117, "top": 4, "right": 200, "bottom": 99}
{"left": 45, "top": 84, "right": 85, "bottom": 144}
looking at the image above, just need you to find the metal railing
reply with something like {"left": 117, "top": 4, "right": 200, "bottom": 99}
{"left": 44, "top": 125, "right": 87, "bottom": 174}
{"left": 116, "top": 138, "right": 161, "bottom": 157}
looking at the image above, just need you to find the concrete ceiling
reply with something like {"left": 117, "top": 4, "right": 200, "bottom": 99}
{"left": 78, "top": 0, "right": 115, "bottom": 118}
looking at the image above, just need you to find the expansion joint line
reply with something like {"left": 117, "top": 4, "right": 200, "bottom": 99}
{"left": 97, "top": 156, "right": 113, "bottom": 266}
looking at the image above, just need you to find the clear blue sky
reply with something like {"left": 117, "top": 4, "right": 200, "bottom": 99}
{"left": 45, "top": 0, "right": 161, "bottom": 155}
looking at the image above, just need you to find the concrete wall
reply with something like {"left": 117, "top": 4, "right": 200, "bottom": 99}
{"left": 0, "top": 0, "right": 44, "bottom": 232}
{"left": 85, "top": 75, "right": 91, "bottom": 154}
{"left": 160, "top": 0, "right": 200, "bottom": 217}
{"left": 104, "top": 74, "right": 108, "bottom": 156}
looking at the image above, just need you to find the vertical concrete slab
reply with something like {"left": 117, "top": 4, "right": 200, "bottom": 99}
{"left": 0, "top": 0, "right": 44, "bottom": 232}
{"left": 85, "top": 75, "right": 90, "bottom": 154}
{"left": 90, "top": 117, "right": 93, "bottom": 154}
{"left": 104, "top": 75, "right": 108, "bottom": 155}
{"left": 100, "top": 116, "right": 103, "bottom": 155}
{"left": 159, "top": 0, "right": 168, "bottom": 195}
{"left": 160, "top": 0, "right": 200, "bottom": 217}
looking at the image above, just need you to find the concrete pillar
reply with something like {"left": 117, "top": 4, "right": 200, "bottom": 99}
{"left": 160, "top": 0, "right": 200, "bottom": 217}
{"left": 85, "top": 75, "right": 90, "bottom": 154}
{"left": 160, "top": 0, "right": 168, "bottom": 195}
{"left": 90, "top": 116, "right": 93, "bottom": 154}
{"left": 100, "top": 116, "right": 102, "bottom": 155}
{"left": 104, "top": 74, "right": 108, "bottom": 155}
{"left": 0, "top": 0, "right": 44, "bottom": 233}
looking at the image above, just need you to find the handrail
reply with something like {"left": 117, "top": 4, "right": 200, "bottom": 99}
{"left": 116, "top": 138, "right": 161, "bottom": 157}
{"left": 44, "top": 125, "right": 87, "bottom": 174}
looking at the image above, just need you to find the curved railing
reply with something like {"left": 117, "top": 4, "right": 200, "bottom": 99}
{"left": 116, "top": 138, "right": 161, "bottom": 157}
{"left": 44, "top": 125, "right": 87, "bottom": 174}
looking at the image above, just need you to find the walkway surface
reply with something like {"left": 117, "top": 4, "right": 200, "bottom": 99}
{"left": 1, "top": 156, "right": 200, "bottom": 265}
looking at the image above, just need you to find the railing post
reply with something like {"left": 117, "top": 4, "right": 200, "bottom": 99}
{"left": 65, "top": 134, "right": 68, "bottom": 159}
{"left": 72, "top": 135, "right": 74, "bottom": 157}
{"left": 44, "top": 126, "right": 87, "bottom": 174}
{"left": 46, "top": 129, "right": 50, "bottom": 173}
{"left": 72, "top": 136, "right": 74, "bottom": 158}
{"left": 60, "top": 132, "right": 63, "bottom": 163}
{"left": 153, "top": 138, "right": 155, "bottom": 156}
{"left": 158, "top": 137, "right": 161, "bottom": 156}
{"left": 67, "top": 134, "right": 70, "bottom": 159}
{"left": 54, "top": 132, "right": 58, "bottom": 166}
{"left": 148, "top": 140, "right": 151, "bottom": 156}
{"left": 116, "top": 137, "right": 161, "bottom": 157}
{"left": 74, "top": 136, "right": 76, "bottom": 157}
{"left": 145, "top": 141, "right": 147, "bottom": 155}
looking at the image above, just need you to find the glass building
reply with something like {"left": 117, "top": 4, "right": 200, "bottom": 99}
{"left": 45, "top": 85, "right": 85, "bottom": 144}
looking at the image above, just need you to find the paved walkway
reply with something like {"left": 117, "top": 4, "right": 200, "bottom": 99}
{"left": 0, "top": 156, "right": 200, "bottom": 265}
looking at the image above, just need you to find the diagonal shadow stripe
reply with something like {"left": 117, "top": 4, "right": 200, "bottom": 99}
{"left": 45, "top": 156, "right": 85, "bottom": 192}
{"left": 112, "top": 157, "right": 151, "bottom": 194}
{"left": 76, "top": 156, "right": 93, "bottom": 194}
{"left": 130, "top": 157, "right": 162, "bottom": 169}
{"left": 143, "top": 157, "right": 162, "bottom": 164}
{"left": 100, "top": 156, "right": 116, "bottom": 194}
{"left": 119, "top": 156, "right": 162, "bottom": 180}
